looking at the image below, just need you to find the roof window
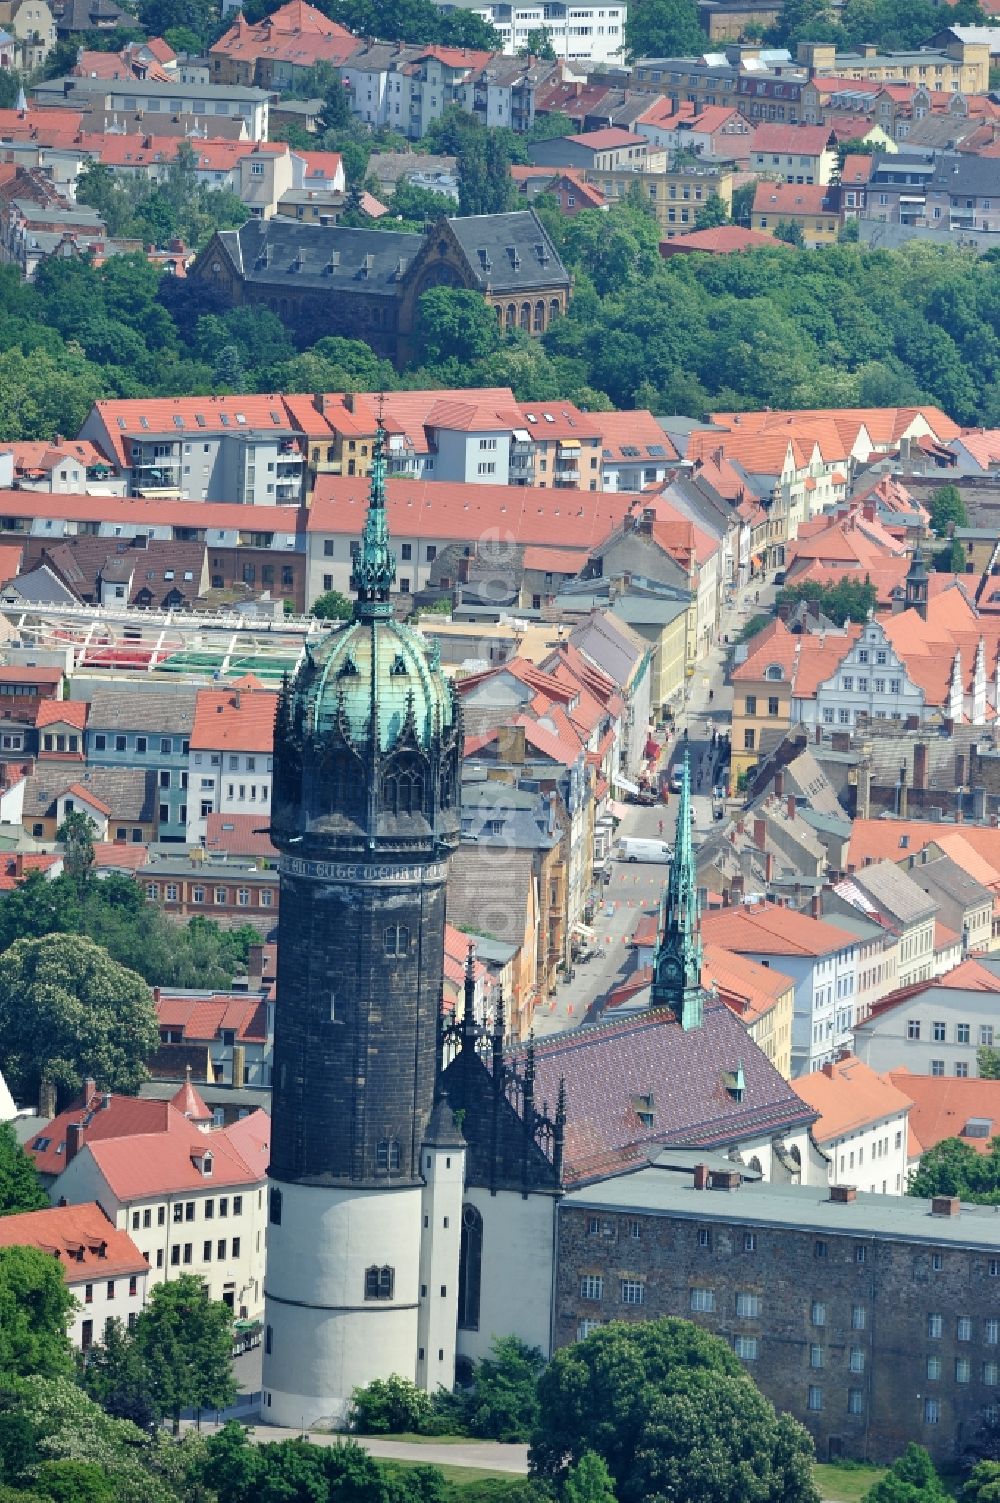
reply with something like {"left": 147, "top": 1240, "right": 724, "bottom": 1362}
{"left": 139, "top": 417, "right": 149, "bottom": 429}
{"left": 173, "top": 416, "right": 184, "bottom": 428}
{"left": 195, "top": 414, "right": 206, "bottom": 427}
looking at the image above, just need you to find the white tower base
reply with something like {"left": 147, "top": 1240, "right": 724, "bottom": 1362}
{"left": 262, "top": 1179, "right": 422, "bottom": 1428}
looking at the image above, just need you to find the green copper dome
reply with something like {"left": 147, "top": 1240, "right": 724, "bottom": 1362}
{"left": 298, "top": 418, "right": 454, "bottom": 754}
{"left": 304, "top": 615, "right": 454, "bottom": 753}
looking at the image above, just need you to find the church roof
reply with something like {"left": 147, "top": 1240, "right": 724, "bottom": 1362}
{"left": 502, "top": 998, "right": 816, "bottom": 1187}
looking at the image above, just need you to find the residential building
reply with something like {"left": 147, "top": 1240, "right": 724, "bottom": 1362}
{"left": 210, "top": 0, "right": 357, "bottom": 88}
{"left": 187, "top": 682, "right": 276, "bottom": 843}
{"left": 749, "top": 122, "right": 837, "bottom": 182}
{"left": 153, "top": 989, "right": 272, "bottom": 1089}
{"left": 188, "top": 210, "right": 571, "bottom": 367}
{"left": 78, "top": 396, "right": 306, "bottom": 505}
{"left": 21, "top": 766, "right": 157, "bottom": 843}
{"left": 78, "top": 685, "right": 195, "bottom": 842}
{"left": 700, "top": 901, "right": 860, "bottom": 1075}
{"left": 584, "top": 162, "right": 734, "bottom": 239}
{"left": 433, "top": 0, "right": 626, "bottom": 62}
{"left": 141, "top": 852, "right": 279, "bottom": 935}
{"left": 799, "top": 37, "right": 991, "bottom": 95}
{"left": 855, "top": 982, "right": 1000, "bottom": 1078}
{"left": 752, "top": 180, "right": 840, "bottom": 245}
{"left": 591, "top": 410, "right": 679, "bottom": 493}
{"left": 0, "top": 0, "right": 56, "bottom": 69}
{"left": 885, "top": 1069, "right": 1000, "bottom": 1172}
{"left": 837, "top": 860, "right": 938, "bottom": 989}
{"left": 49, "top": 1098, "right": 269, "bottom": 1315}
{"left": 702, "top": 942, "right": 795, "bottom": 1079}
{"left": 527, "top": 127, "right": 651, "bottom": 171}
{"left": 792, "top": 1053, "right": 912, "bottom": 1194}
{"left": 0, "top": 1202, "right": 148, "bottom": 1351}
{"left": 633, "top": 97, "right": 753, "bottom": 159}
{"left": 902, "top": 846, "right": 994, "bottom": 956}
{"left": 554, "top": 1159, "right": 1000, "bottom": 1464}
{"left": 32, "top": 73, "right": 270, "bottom": 141}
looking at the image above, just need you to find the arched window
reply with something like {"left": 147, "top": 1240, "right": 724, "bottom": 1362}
{"left": 384, "top": 924, "right": 410, "bottom": 957}
{"left": 519, "top": 302, "right": 531, "bottom": 331}
{"left": 376, "top": 1138, "right": 401, "bottom": 1173}
{"left": 365, "top": 1265, "right": 394, "bottom": 1300}
{"left": 766, "top": 664, "right": 783, "bottom": 680}
{"left": 269, "top": 1187, "right": 282, "bottom": 1225}
{"left": 458, "top": 1204, "right": 483, "bottom": 1330}
{"left": 550, "top": 298, "right": 560, "bottom": 322}
{"left": 506, "top": 303, "right": 516, "bottom": 330}
{"left": 533, "top": 299, "right": 545, "bottom": 332}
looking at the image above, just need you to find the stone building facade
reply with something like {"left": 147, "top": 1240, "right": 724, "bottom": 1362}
{"left": 554, "top": 1164, "right": 1000, "bottom": 1464}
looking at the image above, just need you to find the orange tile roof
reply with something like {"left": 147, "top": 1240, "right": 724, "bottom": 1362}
{"left": 792, "top": 1054, "right": 912, "bottom": 1144}
{"left": 751, "top": 123, "right": 833, "bottom": 155}
{"left": 27, "top": 1091, "right": 183, "bottom": 1178}
{"left": 169, "top": 1077, "right": 213, "bottom": 1122}
{"left": 36, "top": 699, "right": 88, "bottom": 730}
{"left": 840, "top": 152, "right": 874, "bottom": 184}
{"left": 702, "top": 942, "right": 794, "bottom": 1024}
{"left": 661, "top": 225, "right": 780, "bottom": 254}
{"left": 190, "top": 687, "right": 276, "bottom": 754}
{"left": 205, "top": 812, "right": 277, "bottom": 859}
{"left": 847, "top": 819, "right": 1000, "bottom": 875}
{"left": 91, "top": 842, "right": 150, "bottom": 871}
{"left": 591, "top": 409, "right": 679, "bottom": 461}
{"left": 64, "top": 781, "right": 112, "bottom": 816}
{"left": 85, "top": 1111, "right": 270, "bottom": 1199}
{"left": 90, "top": 394, "right": 300, "bottom": 469}
{"left": 155, "top": 990, "right": 268, "bottom": 1044}
{"left": 700, "top": 901, "right": 858, "bottom": 957}
{"left": 0, "top": 1202, "right": 146, "bottom": 1281}
{"left": 887, "top": 1069, "right": 1000, "bottom": 1156}
{"left": 753, "top": 181, "right": 830, "bottom": 217}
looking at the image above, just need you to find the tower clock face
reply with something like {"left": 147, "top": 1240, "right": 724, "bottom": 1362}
{"left": 659, "top": 956, "right": 682, "bottom": 987}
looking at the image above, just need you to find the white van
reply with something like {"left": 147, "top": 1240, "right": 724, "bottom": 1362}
{"left": 617, "top": 837, "right": 671, "bottom": 864}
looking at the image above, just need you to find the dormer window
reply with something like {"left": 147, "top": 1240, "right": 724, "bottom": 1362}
{"left": 723, "top": 1065, "right": 746, "bottom": 1103}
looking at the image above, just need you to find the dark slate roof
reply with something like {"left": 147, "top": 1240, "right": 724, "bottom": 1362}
{"left": 83, "top": 685, "right": 198, "bottom": 735}
{"left": 22, "top": 767, "right": 157, "bottom": 823}
{"left": 218, "top": 217, "right": 420, "bottom": 296}
{"left": 929, "top": 154, "right": 1000, "bottom": 196}
{"left": 447, "top": 209, "right": 568, "bottom": 292}
{"left": 508, "top": 997, "right": 816, "bottom": 1186}
{"left": 2, "top": 565, "right": 79, "bottom": 606}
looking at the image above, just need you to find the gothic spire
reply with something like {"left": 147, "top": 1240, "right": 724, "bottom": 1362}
{"left": 351, "top": 410, "right": 396, "bottom": 621}
{"left": 650, "top": 750, "right": 703, "bottom": 1030}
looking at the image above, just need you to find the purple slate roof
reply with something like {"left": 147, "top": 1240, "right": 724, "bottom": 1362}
{"left": 508, "top": 997, "right": 816, "bottom": 1185}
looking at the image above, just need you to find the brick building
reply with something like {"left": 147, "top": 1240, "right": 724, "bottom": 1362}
{"left": 554, "top": 1159, "right": 1000, "bottom": 1464}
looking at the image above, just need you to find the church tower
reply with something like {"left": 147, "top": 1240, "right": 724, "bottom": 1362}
{"left": 263, "top": 422, "right": 463, "bottom": 1426}
{"left": 650, "top": 752, "right": 703, "bottom": 1030}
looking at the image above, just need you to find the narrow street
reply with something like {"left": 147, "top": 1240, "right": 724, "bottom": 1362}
{"left": 533, "top": 578, "right": 776, "bottom": 1040}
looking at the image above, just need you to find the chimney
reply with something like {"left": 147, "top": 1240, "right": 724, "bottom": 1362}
{"left": 38, "top": 1079, "right": 56, "bottom": 1120}
{"left": 66, "top": 1122, "right": 82, "bottom": 1163}
{"left": 913, "top": 742, "right": 928, "bottom": 792}
{"left": 956, "top": 751, "right": 966, "bottom": 787}
{"left": 232, "top": 1044, "right": 246, "bottom": 1089}
{"left": 693, "top": 1162, "right": 710, "bottom": 1189}
{"left": 787, "top": 794, "right": 796, "bottom": 821}
{"left": 753, "top": 818, "right": 766, "bottom": 852}
{"left": 497, "top": 725, "right": 526, "bottom": 765}
{"left": 931, "top": 1195, "right": 960, "bottom": 1218}
{"left": 830, "top": 1184, "right": 857, "bottom": 1203}
{"left": 248, "top": 943, "right": 264, "bottom": 984}
{"left": 732, "top": 874, "right": 745, "bottom": 899}
{"left": 898, "top": 764, "right": 908, "bottom": 818}
{"left": 811, "top": 893, "right": 822, "bottom": 920}
{"left": 709, "top": 1168, "right": 741, "bottom": 1191}
{"left": 765, "top": 852, "right": 774, "bottom": 883}
{"left": 856, "top": 762, "right": 871, "bottom": 821}
{"left": 774, "top": 769, "right": 784, "bottom": 797}
{"left": 83, "top": 1077, "right": 96, "bottom": 1104}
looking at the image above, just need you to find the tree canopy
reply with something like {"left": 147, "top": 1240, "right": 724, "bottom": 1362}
{"left": 530, "top": 1318, "right": 818, "bottom": 1503}
{"left": 774, "top": 577, "right": 878, "bottom": 625}
{"left": 929, "top": 482, "right": 969, "bottom": 535}
{"left": 907, "top": 1136, "right": 1000, "bottom": 1205}
{"left": 0, "top": 1124, "right": 48, "bottom": 1216}
{"left": 131, "top": 1276, "right": 236, "bottom": 1426}
{"left": 864, "top": 1443, "right": 950, "bottom": 1503}
{"left": 0, "top": 1248, "right": 75, "bottom": 1380}
{"left": 0, "top": 933, "right": 158, "bottom": 1104}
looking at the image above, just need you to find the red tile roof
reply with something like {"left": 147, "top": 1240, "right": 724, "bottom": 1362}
{"left": 36, "top": 699, "right": 88, "bottom": 730}
{"left": 91, "top": 842, "right": 150, "bottom": 871}
{"left": 190, "top": 687, "right": 276, "bottom": 754}
{"left": 660, "top": 225, "right": 780, "bottom": 255}
{"left": 751, "top": 123, "right": 834, "bottom": 155}
{"left": 886, "top": 1069, "right": 1000, "bottom": 1157}
{"left": 753, "top": 181, "right": 831, "bottom": 216}
{"left": 792, "top": 1054, "right": 912, "bottom": 1144}
{"left": 85, "top": 1111, "right": 270, "bottom": 1199}
{"left": 0, "top": 489, "right": 303, "bottom": 536}
{"left": 27, "top": 1090, "right": 183, "bottom": 1178}
{"left": 567, "top": 127, "right": 641, "bottom": 150}
{"left": 700, "top": 901, "right": 858, "bottom": 957}
{"left": 0, "top": 1202, "right": 147, "bottom": 1281}
{"left": 204, "top": 812, "right": 277, "bottom": 859}
{"left": 63, "top": 781, "right": 112, "bottom": 816}
{"left": 169, "top": 1076, "right": 213, "bottom": 1122}
{"left": 702, "top": 943, "right": 794, "bottom": 1025}
{"left": 0, "top": 666, "right": 62, "bottom": 685}
{"left": 155, "top": 990, "right": 268, "bottom": 1045}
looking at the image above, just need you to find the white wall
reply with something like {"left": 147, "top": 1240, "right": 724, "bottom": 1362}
{"left": 187, "top": 747, "right": 272, "bottom": 842}
{"left": 457, "top": 1186, "right": 556, "bottom": 1363}
{"left": 855, "top": 988, "right": 999, "bottom": 1079}
{"left": 69, "top": 1265, "right": 150, "bottom": 1350}
{"left": 826, "top": 1109, "right": 909, "bottom": 1196}
{"left": 416, "top": 1142, "right": 464, "bottom": 1394}
{"left": 263, "top": 1180, "right": 423, "bottom": 1427}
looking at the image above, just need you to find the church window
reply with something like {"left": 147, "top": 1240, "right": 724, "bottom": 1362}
{"left": 458, "top": 1204, "right": 483, "bottom": 1331}
{"left": 384, "top": 924, "right": 410, "bottom": 957}
{"left": 376, "top": 1138, "right": 401, "bottom": 1173}
{"left": 365, "top": 1265, "right": 394, "bottom": 1300}
{"left": 534, "top": 300, "right": 544, "bottom": 332}
{"left": 269, "top": 1188, "right": 282, "bottom": 1225}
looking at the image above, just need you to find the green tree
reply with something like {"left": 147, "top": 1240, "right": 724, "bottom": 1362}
{"left": 929, "top": 482, "right": 968, "bottom": 535}
{"left": 979, "top": 1046, "right": 1000, "bottom": 1080}
{"left": 311, "top": 589, "right": 354, "bottom": 621}
{"left": 935, "top": 537, "right": 964, "bottom": 573}
{"left": 694, "top": 194, "right": 729, "bottom": 230}
{"left": 351, "top": 1374, "right": 433, "bottom": 1434}
{"left": 564, "top": 1452, "right": 618, "bottom": 1503}
{"left": 0, "top": 934, "right": 158, "bottom": 1105}
{"left": 773, "top": 218, "right": 805, "bottom": 246}
{"left": 963, "top": 1461, "right": 1000, "bottom": 1503}
{"left": 416, "top": 286, "right": 501, "bottom": 368}
{"left": 864, "top": 1444, "right": 949, "bottom": 1503}
{"left": 908, "top": 1137, "right": 1000, "bottom": 1205}
{"left": 0, "top": 1247, "right": 75, "bottom": 1379}
{"left": 730, "top": 182, "right": 755, "bottom": 227}
{"left": 133, "top": 1276, "right": 235, "bottom": 1429}
{"left": 521, "top": 24, "right": 556, "bottom": 57}
{"left": 0, "top": 1123, "right": 48, "bottom": 1216}
{"left": 55, "top": 810, "right": 96, "bottom": 887}
{"left": 624, "top": 0, "right": 705, "bottom": 58}
{"left": 774, "top": 577, "right": 877, "bottom": 625}
{"left": 467, "top": 1336, "right": 544, "bottom": 1442}
{"left": 32, "top": 1460, "right": 118, "bottom": 1503}
{"left": 211, "top": 345, "right": 247, "bottom": 395}
{"left": 80, "top": 1318, "right": 160, "bottom": 1432}
{"left": 530, "top": 1318, "right": 817, "bottom": 1503}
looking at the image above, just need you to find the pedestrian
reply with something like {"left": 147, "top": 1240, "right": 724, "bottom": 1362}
{"left": 709, "top": 689, "right": 714, "bottom": 704}
{"left": 658, "top": 819, "right": 664, "bottom": 836}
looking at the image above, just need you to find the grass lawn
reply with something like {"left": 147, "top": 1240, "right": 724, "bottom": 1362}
{"left": 813, "top": 1462, "right": 886, "bottom": 1501}
{"left": 379, "top": 1460, "right": 518, "bottom": 1489}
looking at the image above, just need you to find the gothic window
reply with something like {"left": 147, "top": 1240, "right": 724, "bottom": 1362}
{"left": 506, "top": 303, "right": 516, "bottom": 330}
{"left": 376, "top": 1138, "right": 401, "bottom": 1173}
{"left": 550, "top": 298, "right": 560, "bottom": 322}
{"left": 534, "top": 299, "right": 545, "bottom": 332}
{"left": 519, "top": 302, "right": 531, "bottom": 331}
{"left": 269, "top": 1187, "right": 282, "bottom": 1225}
{"left": 382, "top": 768, "right": 423, "bottom": 815}
{"left": 458, "top": 1204, "right": 483, "bottom": 1330}
{"left": 365, "top": 1265, "right": 394, "bottom": 1300}
{"left": 384, "top": 924, "right": 410, "bottom": 957}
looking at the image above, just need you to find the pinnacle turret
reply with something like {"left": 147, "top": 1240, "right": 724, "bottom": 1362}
{"left": 351, "top": 416, "right": 396, "bottom": 619}
{"left": 650, "top": 750, "right": 703, "bottom": 1030}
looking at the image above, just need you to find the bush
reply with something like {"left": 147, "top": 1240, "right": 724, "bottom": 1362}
{"left": 351, "top": 1375, "right": 434, "bottom": 1434}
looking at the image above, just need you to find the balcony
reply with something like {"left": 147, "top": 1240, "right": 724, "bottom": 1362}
{"left": 276, "top": 461, "right": 301, "bottom": 480}
{"left": 274, "top": 482, "right": 300, "bottom": 502}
